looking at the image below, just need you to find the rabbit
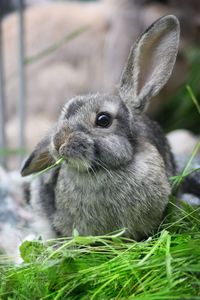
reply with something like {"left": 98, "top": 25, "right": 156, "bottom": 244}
{"left": 21, "top": 15, "right": 180, "bottom": 241}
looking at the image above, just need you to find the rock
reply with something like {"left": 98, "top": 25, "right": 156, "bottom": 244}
{"left": 168, "top": 130, "right": 200, "bottom": 200}
{"left": 0, "top": 166, "right": 33, "bottom": 261}
{"left": 181, "top": 193, "right": 200, "bottom": 206}
{"left": 167, "top": 129, "right": 200, "bottom": 157}
{"left": 0, "top": 166, "right": 57, "bottom": 261}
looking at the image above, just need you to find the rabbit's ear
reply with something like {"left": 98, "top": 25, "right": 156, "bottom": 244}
{"left": 21, "top": 136, "right": 55, "bottom": 176}
{"left": 119, "top": 15, "right": 180, "bottom": 112}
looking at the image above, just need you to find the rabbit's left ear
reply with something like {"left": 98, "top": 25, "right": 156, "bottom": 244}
{"left": 118, "top": 15, "right": 180, "bottom": 112}
{"left": 21, "top": 135, "right": 55, "bottom": 176}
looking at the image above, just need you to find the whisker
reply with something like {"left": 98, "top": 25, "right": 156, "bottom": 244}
{"left": 89, "top": 165, "right": 100, "bottom": 184}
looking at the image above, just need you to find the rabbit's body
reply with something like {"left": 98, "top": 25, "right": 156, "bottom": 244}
{"left": 22, "top": 15, "right": 180, "bottom": 240}
{"left": 30, "top": 95, "right": 175, "bottom": 240}
{"left": 34, "top": 154, "right": 169, "bottom": 239}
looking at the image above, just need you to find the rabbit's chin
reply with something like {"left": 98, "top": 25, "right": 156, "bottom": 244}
{"left": 66, "top": 157, "right": 91, "bottom": 173}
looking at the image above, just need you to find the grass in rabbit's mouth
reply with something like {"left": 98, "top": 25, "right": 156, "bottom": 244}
{"left": 33, "top": 157, "right": 64, "bottom": 178}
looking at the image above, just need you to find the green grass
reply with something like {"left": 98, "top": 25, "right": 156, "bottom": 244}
{"left": 0, "top": 207, "right": 200, "bottom": 300}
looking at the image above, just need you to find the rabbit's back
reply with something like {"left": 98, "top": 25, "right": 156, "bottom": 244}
{"left": 135, "top": 115, "right": 176, "bottom": 178}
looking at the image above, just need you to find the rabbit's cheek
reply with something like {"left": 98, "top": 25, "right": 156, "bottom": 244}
{"left": 93, "top": 136, "right": 133, "bottom": 169}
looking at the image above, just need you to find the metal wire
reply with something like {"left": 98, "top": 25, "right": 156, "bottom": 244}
{"left": 17, "top": 0, "right": 26, "bottom": 164}
{"left": 0, "top": 6, "right": 6, "bottom": 168}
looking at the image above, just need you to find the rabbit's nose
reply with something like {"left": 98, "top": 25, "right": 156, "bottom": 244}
{"left": 53, "top": 126, "right": 73, "bottom": 152}
{"left": 58, "top": 132, "right": 94, "bottom": 160}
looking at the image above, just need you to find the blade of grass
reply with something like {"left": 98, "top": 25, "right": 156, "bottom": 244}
{"left": 171, "top": 141, "right": 200, "bottom": 190}
{"left": 170, "top": 167, "right": 200, "bottom": 181}
{"left": 164, "top": 201, "right": 200, "bottom": 231}
{"left": 33, "top": 157, "right": 64, "bottom": 178}
{"left": 186, "top": 85, "right": 200, "bottom": 114}
{"left": 0, "top": 147, "right": 27, "bottom": 156}
{"left": 165, "top": 234, "right": 172, "bottom": 287}
{"left": 25, "top": 25, "right": 91, "bottom": 65}
{"left": 138, "top": 230, "right": 169, "bottom": 266}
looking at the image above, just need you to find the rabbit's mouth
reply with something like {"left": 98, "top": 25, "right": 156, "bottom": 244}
{"left": 53, "top": 130, "right": 95, "bottom": 173}
{"left": 65, "top": 157, "right": 91, "bottom": 173}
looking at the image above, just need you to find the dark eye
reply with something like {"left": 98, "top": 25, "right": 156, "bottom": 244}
{"left": 96, "top": 112, "right": 112, "bottom": 128}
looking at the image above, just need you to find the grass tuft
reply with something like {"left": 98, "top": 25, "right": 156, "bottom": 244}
{"left": 0, "top": 214, "right": 200, "bottom": 300}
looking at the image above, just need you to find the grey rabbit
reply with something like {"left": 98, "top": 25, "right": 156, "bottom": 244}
{"left": 21, "top": 15, "right": 180, "bottom": 240}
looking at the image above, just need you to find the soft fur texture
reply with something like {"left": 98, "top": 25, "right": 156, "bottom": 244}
{"left": 21, "top": 15, "right": 180, "bottom": 240}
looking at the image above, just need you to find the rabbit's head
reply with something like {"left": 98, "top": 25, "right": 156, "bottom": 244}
{"left": 21, "top": 15, "right": 180, "bottom": 177}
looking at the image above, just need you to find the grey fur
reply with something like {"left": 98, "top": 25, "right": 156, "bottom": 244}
{"left": 21, "top": 15, "right": 179, "bottom": 240}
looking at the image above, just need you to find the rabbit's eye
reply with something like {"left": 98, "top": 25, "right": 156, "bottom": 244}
{"left": 96, "top": 112, "right": 112, "bottom": 128}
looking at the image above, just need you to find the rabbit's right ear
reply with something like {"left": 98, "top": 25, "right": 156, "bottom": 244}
{"left": 21, "top": 135, "right": 55, "bottom": 177}
{"left": 119, "top": 15, "right": 180, "bottom": 112}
